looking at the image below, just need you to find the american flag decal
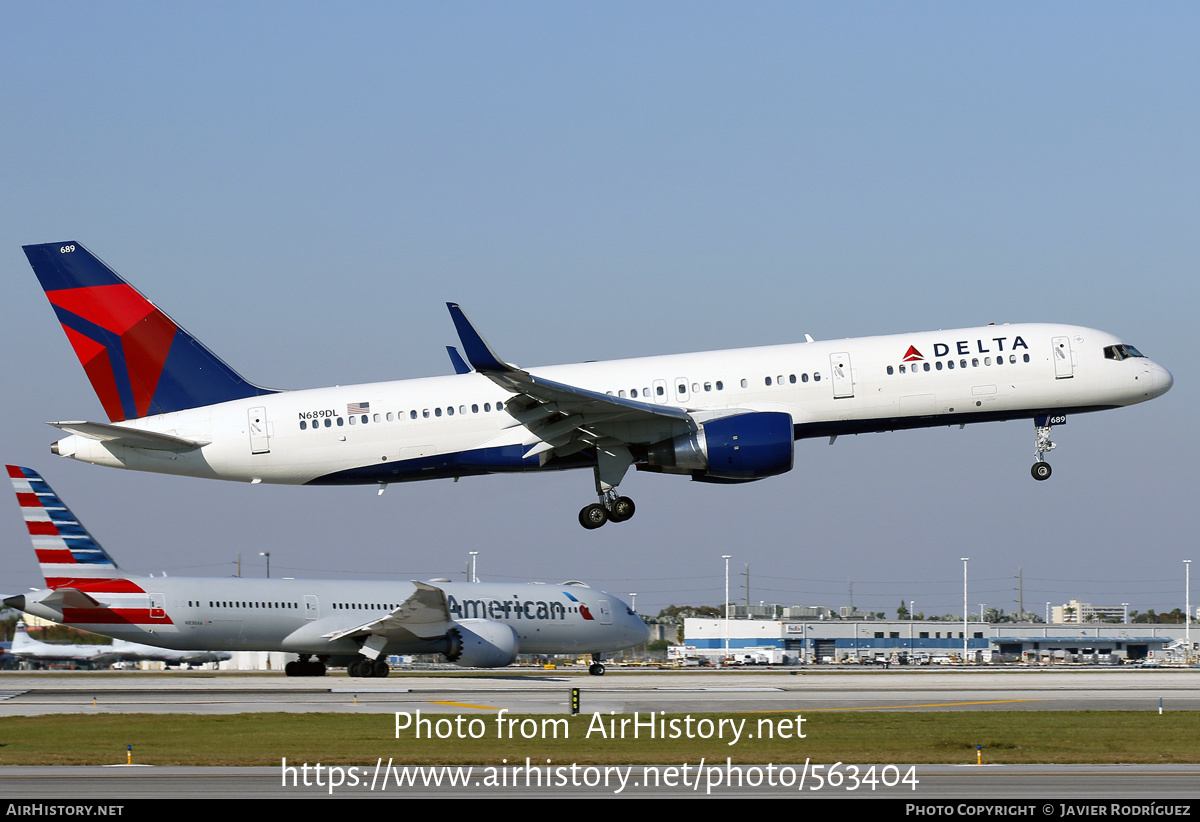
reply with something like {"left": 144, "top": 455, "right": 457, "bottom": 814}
{"left": 347, "top": 401, "right": 370, "bottom": 415}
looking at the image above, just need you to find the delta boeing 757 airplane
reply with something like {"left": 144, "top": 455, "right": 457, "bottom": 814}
{"left": 23, "top": 242, "right": 1173, "bottom": 528}
{"left": 4, "top": 466, "right": 648, "bottom": 676}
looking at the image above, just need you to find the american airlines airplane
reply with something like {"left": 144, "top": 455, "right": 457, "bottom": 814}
{"left": 23, "top": 242, "right": 1173, "bottom": 529}
{"left": 4, "top": 466, "right": 649, "bottom": 677}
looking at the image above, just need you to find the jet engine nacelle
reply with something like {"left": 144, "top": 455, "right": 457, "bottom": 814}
{"left": 442, "top": 619, "right": 520, "bottom": 668}
{"left": 645, "top": 411, "right": 794, "bottom": 481}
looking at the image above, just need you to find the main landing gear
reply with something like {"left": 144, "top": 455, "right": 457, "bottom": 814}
{"left": 578, "top": 446, "right": 637, "bottom": 530}
{"left": 1030, "top": 418, "right": 1057, "bottom": 481}
{"left": 578, "top": 492, "right": 636, "bottom": 530}
{"left": 348, "top": 656, "right": 390, "bottom": 678}
{"left": 284, "top": 655, "right": 327, "bottom": 677}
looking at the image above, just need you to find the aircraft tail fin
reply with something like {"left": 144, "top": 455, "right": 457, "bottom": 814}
{"left": 22, "top": 242, "right": 276, "bottom": 422}
{"left": 7, "top": 465, "right": 122, "bottom": 590}
{"left": 10, "top": 621, "right": 40, "bottom": 655}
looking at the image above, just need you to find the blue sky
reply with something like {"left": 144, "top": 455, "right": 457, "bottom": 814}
{"left": 2, "top": 3, "right": 1196, "bottom": 619}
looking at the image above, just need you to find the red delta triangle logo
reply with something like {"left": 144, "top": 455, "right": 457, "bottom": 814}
{"left": 902, "top": 345, "right": 924, "bottom": 362}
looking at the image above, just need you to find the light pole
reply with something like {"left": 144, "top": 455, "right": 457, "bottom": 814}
{"left": 1185, "top": 560, "right": 1192, "bottom": 663}
{"left": 723, "top": 555, "right": 732, "bottom": 662}
{"left": 469, "top": 551, "right": 478, "bottom": 583}
{"left": 910, "top": 600, "right": 915, "bottom": 656}
{"left": 961, "top": 558, "right": 969, "bottom": 663}
{"left": 630, "top": 593, "right": 637, "bottom": 614}
{"left": 1122, "top": 602, "right": 1129, "bottom": 624}
{"left": 259, "top": 552, "right": 270, "bottom": 579}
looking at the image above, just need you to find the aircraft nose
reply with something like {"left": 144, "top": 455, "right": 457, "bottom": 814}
{"left": 630, "top": 613, "right": 650, "bottom": 644}
{"left": 1151, "top": 362, "right": 1174, "bottom": 396}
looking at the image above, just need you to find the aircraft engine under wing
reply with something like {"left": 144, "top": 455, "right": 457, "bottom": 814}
{"left": 643, "top": 410, "right": 795, "bottom": 481}
{"left": 443, "top": 619, "right": 520, "bottom": 668}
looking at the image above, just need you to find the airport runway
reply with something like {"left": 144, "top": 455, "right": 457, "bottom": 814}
{"left": 3, "top": 764, "right": 1200, "bottom": 799}
{"left": 4, "top": 667, "right": 1198, "bottom": 800}
{"left": 2, "top": 666, "right": 1199, "bottom": 716}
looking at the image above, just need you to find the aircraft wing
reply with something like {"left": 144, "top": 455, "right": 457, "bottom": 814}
{"left": 325, "top": 581, "right": 454, "bottom": 644}
{"left": 447, "top": 303, "right": 694, "bottom": 461}
{"left": 48, "top": 421, "right": 208, "bottom": 452}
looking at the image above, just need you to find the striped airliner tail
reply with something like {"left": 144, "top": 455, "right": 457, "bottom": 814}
{"left": 7, "top": 466, "right": 167, "bottom": 627}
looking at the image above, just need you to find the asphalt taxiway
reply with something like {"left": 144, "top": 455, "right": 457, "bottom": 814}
{"left": 3, "top": 666, "right": 1198, "bottom": 716}
{"left": 4, "top": 667, "right": 1197, "bottom": 799}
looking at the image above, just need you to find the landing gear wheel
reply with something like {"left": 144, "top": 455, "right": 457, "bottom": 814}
{"left": 285, "top": 661, "right": 299, "bottom": 677}
{"left": 588, "top": 663, "right": 606, "bottom": 676}
{"left": 372, "top": 659, "right": 390, "bottom": 678}
{"left": 348, "top": 658, "right": 364, "bottom": 677}
{"left": 608, "top": 496, "right": 636, "bottom": 523}
{"left": 1031, "top": 462, "right": 1052, "bottom": 481}
{"left": 579, "top": 504, "right": 608, "bottom": 529}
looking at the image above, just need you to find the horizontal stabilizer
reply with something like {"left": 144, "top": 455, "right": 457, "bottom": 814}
{"left": 8, "top": 587, "right": 103, "bottom": 612}
{"left": 49, "top": 421, "right": 208, "bottom": 451}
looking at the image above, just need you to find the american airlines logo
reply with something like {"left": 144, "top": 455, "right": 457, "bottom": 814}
{"left": 447, "top": 595, "right": 568, "bottom": 621}
{"left": 902, "top": 335, "right": 1029, "bottom": 361}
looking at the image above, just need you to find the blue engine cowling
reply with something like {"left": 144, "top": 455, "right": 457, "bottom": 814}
{"left": 443, "top": 619, "right": 520, "bottom": 668}
{"left": 645, "top": 411, "right": 794, "bottom": 481}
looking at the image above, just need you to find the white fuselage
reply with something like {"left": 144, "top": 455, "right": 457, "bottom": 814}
{"left": 16, "top": 578, "right": 648, "bottom": 658}
{"left": 50, "top": 323, "right": 1173, "bottom": 485}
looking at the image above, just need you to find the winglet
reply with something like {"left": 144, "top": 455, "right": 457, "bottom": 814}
{"left": 446, "top": 346, "right": 472, "bottom": 375}
{"left": 445, "top": 303, "right": 517, "bottom": 373}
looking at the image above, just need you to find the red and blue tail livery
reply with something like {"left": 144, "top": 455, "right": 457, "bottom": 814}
{"left": 22, "top": 242, "right": 273, "bottom": 422}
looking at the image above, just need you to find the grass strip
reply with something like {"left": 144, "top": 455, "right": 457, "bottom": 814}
{"left": 1, "top": 711, "right": 1197, "bottom": 766}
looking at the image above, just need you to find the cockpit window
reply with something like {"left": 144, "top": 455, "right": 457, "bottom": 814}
{"left": 1104, "top": 345, "right": 1145, "bottom": 361}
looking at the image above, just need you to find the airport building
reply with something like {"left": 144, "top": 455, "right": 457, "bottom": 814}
{"left": 682, "top": 618, "right": 1195, "bottom": 664}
